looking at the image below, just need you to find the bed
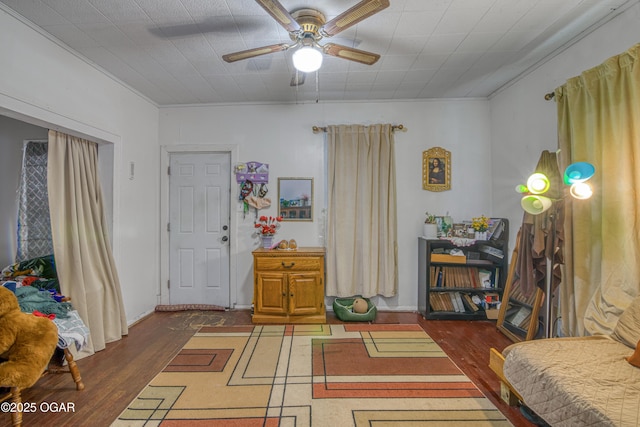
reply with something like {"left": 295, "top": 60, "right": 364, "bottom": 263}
{"left": 490, "top": 295, "right": 640, "bottom": 427}
{"left": 1, "top": 255, "right": 88, "bottom": 426}
{"left": 1, "top": 254, "right": 89, "bottom": 384}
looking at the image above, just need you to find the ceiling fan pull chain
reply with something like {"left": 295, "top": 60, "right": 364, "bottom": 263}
{"left": 315, "top": 70, "right": 319, "bottom": 103}
{"left": 295, "top": 69, "right": 299, "bottom": 103}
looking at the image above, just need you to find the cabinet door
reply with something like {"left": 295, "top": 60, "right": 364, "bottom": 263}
{"left": 288, "top": 273, "right": 323, "bottom": 316}
{"left": 255, "top": 272, "right": 287, "bottom": 315}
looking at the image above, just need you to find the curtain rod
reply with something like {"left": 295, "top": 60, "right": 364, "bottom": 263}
{"left": 312, "top": 124, "right": 406, "bottom": 134}
{"left": 544, "top": 92, "right": 555, "bottom": 100}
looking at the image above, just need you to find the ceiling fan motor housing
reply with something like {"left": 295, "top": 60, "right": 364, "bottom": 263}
{"left": 291, "top": 9, "right": 326, "bottom": 41}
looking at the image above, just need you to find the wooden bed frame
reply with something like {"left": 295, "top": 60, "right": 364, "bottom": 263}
{"left": 489, "top": 347, "right": 523, "bottom": 406}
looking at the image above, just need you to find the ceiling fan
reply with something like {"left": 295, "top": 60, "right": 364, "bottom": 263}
{"left": 222, "top": 0, "right": 390, "bottom": 85}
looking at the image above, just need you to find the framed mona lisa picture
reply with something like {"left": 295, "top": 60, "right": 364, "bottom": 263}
{"left": 422, "top": 147, "right": 451, "bottom": 191}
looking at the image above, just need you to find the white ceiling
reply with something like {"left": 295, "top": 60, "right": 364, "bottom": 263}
{"left": 1, "top": 0, "right": 634, "bottom": 105}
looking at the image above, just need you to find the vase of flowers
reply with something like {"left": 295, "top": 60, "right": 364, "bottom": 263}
{"left": 423, "top": 212, "right": 438, "bottom": 239}
{"left": 255, "top": 215, "right": 282, "bottom": 248}
{"left": 472, "top": 215, "right": 490, "bottom": 240}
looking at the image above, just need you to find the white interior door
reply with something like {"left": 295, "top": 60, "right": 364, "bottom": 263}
{"left": 169, "top": 152, "right": 230, "bottom": 306}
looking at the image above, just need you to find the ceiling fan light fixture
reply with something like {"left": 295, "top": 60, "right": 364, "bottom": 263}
{"left": 292, "top": 46, "right": 323, "bottom": 72}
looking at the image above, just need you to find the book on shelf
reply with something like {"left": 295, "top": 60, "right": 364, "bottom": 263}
{"left": 449, "top": 293, "right": 461, "bottom": 312}
{"left": 487, "top": 218, "right": 505, "bottom": 241}
{"left": 444, "top": 293, "right": 455, "bottom": 311}
{"left": 429, "top": 266, "right": 501, "bottom": 290}
{"left": 461, "top": 293, "right": 480, "bottom": 312}
{"left": 429, "top": 294, "right": 439, "bottom": 311}
{"left": 431, "top": 293, "right": 445, "bottom": 312}
{"left": 454, "top": 292, "right": 466, "bottom": 313}
{"left": 432, "top": 293, "right": 445, "bottom": 311}
{"left": 479, "top": 244, "right": 504, "bottom": 261}
{"left": 430, "top": 291, "right": 486, "bottom": 314}
{"left": 434, "top": 293, "right": 455, "bottom": 312}
{"left": 478, "top": 269, "right": 493, "bottom": 288}
{"left": 431, "top": 253, "right": 467, "bottom": 263}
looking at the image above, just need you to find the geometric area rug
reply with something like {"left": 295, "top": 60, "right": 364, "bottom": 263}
{"left": 112, "top": 324, "right": 512, "bottom": 426}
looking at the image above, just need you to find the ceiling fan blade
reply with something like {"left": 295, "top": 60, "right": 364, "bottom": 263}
{"left": 321, "top": 0, "right": 390, "bottom": 37}
{"left": 222, "top": 43, "right": 289, "bottom": 63}
{"left": 323, "top": 43, "right": 380, "bottom": 65}
{"left": 149, "top": 18, "right": 263, "bottom": 39}
{"left": 290, "top": 71, "right": 306, "bottom": 87}
{"left": 255, "top": 0, "right": 301, "bottom": 33}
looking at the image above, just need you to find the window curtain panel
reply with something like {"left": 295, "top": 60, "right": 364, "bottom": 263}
{"left": 47, "top": 130, "right": 128, "bottom": 356}
{"left": 556, "top": 42, "right": 640, "bottom": 337}
{"left": 326, "top": 124, "right": 398, "bottom": 298}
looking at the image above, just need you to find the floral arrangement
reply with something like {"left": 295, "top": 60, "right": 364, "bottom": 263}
{"left": 255, "top": 215, "right": 282, "bottom": 236}
{"left": 471, "top": 215, "right": 490, "bottom": 232}
{"left": 424, "top": 212, "right": 437, "bottom": 224}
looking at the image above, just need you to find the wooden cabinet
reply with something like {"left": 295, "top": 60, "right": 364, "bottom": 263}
{"left": 418, "top": 219, "right": 509, "bottom": 320}
{"left": 252, "top": 247, "right": 326, "bottom": 324}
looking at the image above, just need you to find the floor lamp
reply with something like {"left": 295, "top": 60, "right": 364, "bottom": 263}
{"left": 516, "top": 161, "right": 595, "bottom": 338}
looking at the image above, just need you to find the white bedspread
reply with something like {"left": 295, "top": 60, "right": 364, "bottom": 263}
{"left": 503, "top": 336, "right": 640, "bottom": 427}
{"left": 53, "top": 310, "right": 90, "bottom": 351}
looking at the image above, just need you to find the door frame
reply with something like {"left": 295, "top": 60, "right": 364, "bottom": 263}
{"left": 160, "top": 144, "right": 239, "bottom": 307}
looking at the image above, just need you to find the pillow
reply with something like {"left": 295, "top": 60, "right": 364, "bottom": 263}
{"left": 613, "top": 295, "right": 640, "bottom": 348}
{"left": 626, "top": 340, "right": 640, "bottom": 368}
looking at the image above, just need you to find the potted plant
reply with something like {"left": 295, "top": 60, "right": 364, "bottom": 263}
{"left": 472, "top": 215, "right": 490, "bottom": 240}
{"left": 254, "top": 215, "right": 283, "bottom": 248}
{"left": 423, "top": 212, "right": 438, "bottom": 239}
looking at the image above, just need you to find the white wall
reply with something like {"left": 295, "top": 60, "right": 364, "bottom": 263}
{"left": 0, "top": 7, "right": 161, "bottom": 324}
{"left": 490, "top": 2, "right": 640, "bottom": 254}
{"left": 160, "top": 99, "right": 494, "bottom": 311}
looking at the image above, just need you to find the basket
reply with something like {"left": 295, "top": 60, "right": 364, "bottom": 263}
{"left": 332, "top": 296, "right": 377, "bottom": 322}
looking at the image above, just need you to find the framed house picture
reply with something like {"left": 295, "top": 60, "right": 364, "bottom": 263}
{"left": 422, "top": 147, "right": 451, "bottom": 191}
{"left": 278, "top": 177, "right": 313, "bottom": 221}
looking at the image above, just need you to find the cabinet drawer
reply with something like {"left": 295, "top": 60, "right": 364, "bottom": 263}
{"left": 255, "top": 256, "right": 322, "bottom": 271}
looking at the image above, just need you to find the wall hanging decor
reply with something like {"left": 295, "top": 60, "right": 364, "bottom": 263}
{"left": 278, "top": 177, "right": 313, "bottom": 221}
{"left": 235, "top": 161, "right": 270, "bottom": 218}
{"left": 423, "top": 147, "right": 451, "bottom": 192}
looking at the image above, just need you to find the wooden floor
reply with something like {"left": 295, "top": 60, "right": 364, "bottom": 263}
{"left": 2, "top": 310, "right": 535, "bottom": 427}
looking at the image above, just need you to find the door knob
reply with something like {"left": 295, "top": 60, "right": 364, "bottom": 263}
{"left": 222, "top": 236, "right": 229, "bottom": 242}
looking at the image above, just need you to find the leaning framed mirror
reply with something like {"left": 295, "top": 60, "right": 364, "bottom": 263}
{"left": 496, "top": 229, "right": 544, "bottom": 342}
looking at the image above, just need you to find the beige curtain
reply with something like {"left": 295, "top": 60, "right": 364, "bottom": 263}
{"left": 326, "top": 124, "right": 398, "bottom": 298}
{"left": 47, "top": 130, "right": 128, "bottom": 356}
{"left": 556, "top": 43, "right": 640, "bottom": 336}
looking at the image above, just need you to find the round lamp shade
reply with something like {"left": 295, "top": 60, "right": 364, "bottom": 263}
{"left": 515, "top": 184, "right": 528, "bottom": 193}
{"left": 564, "top": 162, "right": 595, "bottom": 184}
{"left": 521, "top": 195, "right": 552, "bottom": 215}
{"left": 570, "top": 182, "right": 593, "bottom": 199}
{"left": 292, "top": 47, "right": 323, "bottom": 72}
{"left": 526, "top": 173, "right": 550, "bottom": 194}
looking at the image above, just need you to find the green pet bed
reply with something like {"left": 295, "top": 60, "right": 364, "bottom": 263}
{"left": 333, "top": 296, "right": 377, "bottom": 322}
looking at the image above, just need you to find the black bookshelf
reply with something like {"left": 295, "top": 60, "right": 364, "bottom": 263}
{"left": 418, "top": 218, "right": 509, "bottom": 320}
